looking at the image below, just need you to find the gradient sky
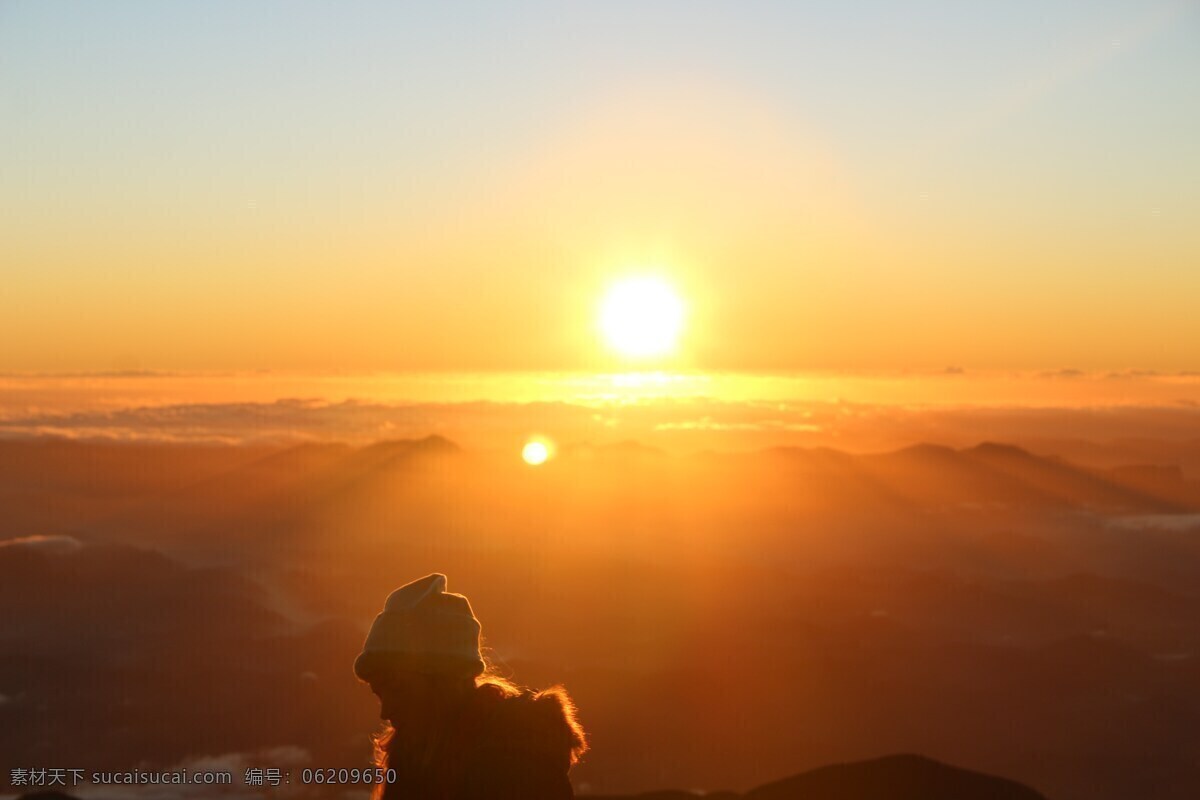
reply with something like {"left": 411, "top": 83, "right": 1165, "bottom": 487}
{"left": 3, "top": 0, "right": 1198, "bottom": 373}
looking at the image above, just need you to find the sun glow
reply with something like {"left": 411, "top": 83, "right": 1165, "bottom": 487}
{"left": 599, "top": 276, "right": 685, "bottom": 359}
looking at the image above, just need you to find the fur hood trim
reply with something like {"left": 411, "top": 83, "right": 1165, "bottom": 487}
{"left": 480, "top": 684, "right": 588, "bottom": 766}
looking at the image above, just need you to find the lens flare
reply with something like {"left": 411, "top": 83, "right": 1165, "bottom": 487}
{"left": 522, "top": 439, "right": 551, "bottom": 465}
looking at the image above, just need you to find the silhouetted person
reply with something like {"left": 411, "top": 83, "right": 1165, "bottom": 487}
{"left": 354, "top": 573, "right": 586, "bottom": 799}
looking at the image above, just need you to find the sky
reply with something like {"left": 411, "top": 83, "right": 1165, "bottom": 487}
{"left": 2, "top": 0, "right": 1199, "bottom": 374}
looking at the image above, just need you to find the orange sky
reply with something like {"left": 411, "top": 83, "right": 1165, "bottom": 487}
{"left": 2, "top": 2, "right": 1198, "bottom": 373}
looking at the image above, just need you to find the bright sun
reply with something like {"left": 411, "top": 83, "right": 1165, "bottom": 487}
{"left": 599, "top": 276, "right": 685, "bottom": 358}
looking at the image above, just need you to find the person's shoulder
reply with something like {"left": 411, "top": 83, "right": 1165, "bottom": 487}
{"left": 454, "top": 683, "right": 586, "bottom": 798}
{"left": 476, "top": 682, "right": 588, "bottom": 766}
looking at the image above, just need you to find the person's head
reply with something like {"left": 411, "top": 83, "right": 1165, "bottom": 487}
{"left": 354, "top": 573, "right": 486, "bottom": 725}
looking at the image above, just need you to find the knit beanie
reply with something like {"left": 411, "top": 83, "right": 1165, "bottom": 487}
{"left": 353, "top": 573, "right": 485, "bottom": 680}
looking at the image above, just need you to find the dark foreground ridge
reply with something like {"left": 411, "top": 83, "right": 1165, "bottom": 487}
{"left": 14, "top": 755, "right": 1048, "bottom": 799}
{"left": 582, "top": 754, "right": 1048, "bottom": 800}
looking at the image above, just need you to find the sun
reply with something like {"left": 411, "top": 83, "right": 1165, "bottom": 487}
{"left": 599, "top": 276, "right": 685, "bottom": 358}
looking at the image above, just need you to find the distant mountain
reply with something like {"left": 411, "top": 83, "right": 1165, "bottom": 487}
{"left": 747, "top": 754, "right": 1047, "bottom": 799}
{"left": 582, "top": 754, "right": 1047, "bottom": 799}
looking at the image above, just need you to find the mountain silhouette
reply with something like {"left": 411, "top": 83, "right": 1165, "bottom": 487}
{"left": 746, "top": 754, "right": 1046, "bottom": 799}
{"left": 582, "top": 754, "right": 1046, "bottom": 799}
